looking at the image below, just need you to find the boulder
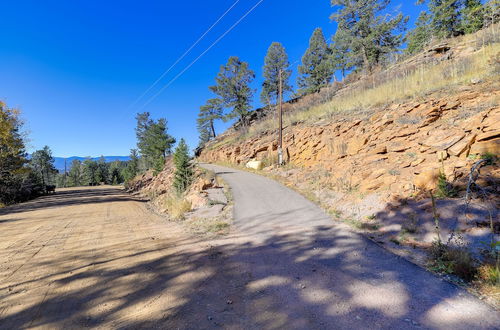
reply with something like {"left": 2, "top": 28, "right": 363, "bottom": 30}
{"left": 448, "top": 134, "right": 476, "bottom": 156}
{"left": 246, "top": 160, "right": 264, "bottom": 170}
{"left": 469, "top": 138, "right": 500, "bottom": 155}
{"left": 476, "top": 130, "right": 500, "bottom": 142}
{"left": 422, "top": 132, "right": 465, "bottom": 150}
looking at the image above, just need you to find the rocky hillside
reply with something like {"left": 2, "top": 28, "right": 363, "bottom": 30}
{"left": 127, "top": 157, "right": 232, "bottom": 236}
{"left": 198, "top": 30, "right": 500, "bottom": 300}
{"left": 200, "top": 81, "right": 499, "bottom": 196}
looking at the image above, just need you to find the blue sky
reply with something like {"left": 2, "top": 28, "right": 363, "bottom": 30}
{"left": 0, "top": 1, "right": 422, "bottom": 157}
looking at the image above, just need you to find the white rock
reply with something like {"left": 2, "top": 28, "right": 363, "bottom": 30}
{"left": 246, "top": 160, "right": 263, "bottom": 170}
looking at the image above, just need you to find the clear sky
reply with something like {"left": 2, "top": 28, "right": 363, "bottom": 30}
{"left": 0, "top": 1, "right": 422, "bottom": 157}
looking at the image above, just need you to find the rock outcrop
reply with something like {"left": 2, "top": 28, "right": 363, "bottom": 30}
{"left": 200, "top": 82, "right": 499, "bottom": 197}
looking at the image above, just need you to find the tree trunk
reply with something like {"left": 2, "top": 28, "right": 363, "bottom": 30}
{"left": 210, "top": 120, "right": 216, "bottom": 138}
{"left": 361, "top": 45, "right": 371, "bottom": 73}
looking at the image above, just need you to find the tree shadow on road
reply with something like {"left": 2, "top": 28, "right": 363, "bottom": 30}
{"left": 1, "top": 222, "right": 497, "bottom": 329}
{"left": 0, "top": 187, "right": 145, "bottom": 216}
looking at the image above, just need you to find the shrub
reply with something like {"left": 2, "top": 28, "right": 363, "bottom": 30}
{"left": 435, "top": 171, "right": 456, "bottom": 198}
{"left": 402, "top": 212, "right": 419, "bottom": 233}
{"left": 429, "top": 242, "right": 477, "bottom": 282}
{"left": 480, "top": 152, "right": 496, "bottom": 165}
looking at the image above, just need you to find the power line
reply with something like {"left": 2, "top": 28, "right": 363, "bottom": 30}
{"left": 138, "top": 0, "right": 265, "bottom": 111}
{"left": 128, "top": 0, "right": 240, "bottom": 109}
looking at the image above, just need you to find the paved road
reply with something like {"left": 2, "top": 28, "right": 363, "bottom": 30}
{"left": 201, "top": 163, "right": 500, "bottom": 329}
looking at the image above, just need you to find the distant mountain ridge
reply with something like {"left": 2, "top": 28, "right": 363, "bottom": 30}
{"left": 53, "top": 156, "right": 130, "bottom": 172}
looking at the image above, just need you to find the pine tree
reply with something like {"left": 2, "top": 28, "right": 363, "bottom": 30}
{"left": 422, "top": 0, "right": 463, "bottom": 38}
{"left": 298, "top": 28, "right": 333, "bottom": 94}
{"left": 210, "top": 57, "right": 255, "bottom": 129}
{"left": 31, "top": 146, "right": 56, "bottom": 188}
{"left": 172, "top": 139, "right": 193, "bottom": 194}
{"left": 461, "top": 0, "right": 485, "bottom": 33}
{"left": 109, "top": 161, "right": 123, "bottom": 185}
{"left": 197, "top": 98, "right": 223, "bottom": 145}
{"left": 197, "top": 125, "right": 212, "bottom": 149}
{"left": 331, "top": 0, "right": 408, "bottom": 72}
{"left": 82, "top": 159, "right": 98, "bottom": 186}
{"left": 96, "top": 156, "right": 109, "bottom": 184}
{"left": 261, "top": 42, "right": 292, "bottom": 106}
{"left": 406, "top": 11, "right": 433, "bottom": 55}
{"left": 68, "top": 159, "right": 82, "bottom": 186}
{"left": 124, "top": 149, "right": 139, "bottom": 182}
{"left": 484, "top": 0, "right": 500, "bottom": 27}
{"left": 331, "top": 31, "right": 353, "bottom": 80}
{"left": 135, "top": 112, "right": 175, "bottom": 173}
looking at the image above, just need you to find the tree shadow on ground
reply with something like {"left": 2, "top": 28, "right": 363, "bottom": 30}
{"left": 1, "top": 223, "right": 497, "bottom": 329}
{"left": 373, "top": 190, "right": 499, "bottom": 256}
{"left": 0, "top": 187, "right": 145, "bottom": 216}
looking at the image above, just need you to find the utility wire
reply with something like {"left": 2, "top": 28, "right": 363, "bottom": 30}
{"left": 128, "top": 0, "right": 240, "bottom": 109}
{"left": 138, "top": 0, "right": 265, "bottom": 111}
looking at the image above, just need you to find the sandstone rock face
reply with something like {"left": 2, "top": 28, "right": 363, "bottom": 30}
{"left": 469, "top": 138, "right": 500, "bottom": 155}
{"left": 200, "top": 82, "right": 499, "bottom": 195}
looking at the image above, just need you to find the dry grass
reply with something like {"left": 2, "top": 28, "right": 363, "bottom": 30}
{"left": 184, "top": 214, "right": 231, "bottom": 236}
{"left": 478, "top": 263, "right": 500, "bottom": 286}
{"left": 231, "top": 32, "right": 499, "bottom": 139}
{"left": 162, "top": 193, "right": 192, "bottom": 220}
{"left": 293, "top": 44, "right": 497, "bottom": 124}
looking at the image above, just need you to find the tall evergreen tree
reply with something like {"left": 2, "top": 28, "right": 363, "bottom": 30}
{"left": 331, "top": 0, "right": 408, "bottom": 72}
{"left": 197, "top": 98, "right": 223, "bottom": 144}
{"left": 405, "top": 11, "right": 433, "bottom": 55}
{"left": 172, "top": 139, "right": 193, "bottom": 194}
{"left": 135, "top": 112, "right": 175, "bottom": 173}
{"left": 420, "top": 0, "right": 463, "bottom": 38}
{"left": 68, "top": 159, "right": 83, "bottom": 186}
{"left": 330, "top": 33, "right": 353, "bottom": 80}
{"left": 124, "top": 149, "right": 139, "bottom": 182}
{"left": 261, "top": 42, "right": 292, "bottom": 106}
{"left": 461, "top": 0, "right": 485, "bottom": 33}
{"left": 31, "top": 146, "right": 57, "bottom": 188}
{"left": 96, "top": 156, "right": 109, "bottom": 184}
{"left": 82, "top": 159, "right": 98, "bottom": 186}
{"left": 298, "top": 28, "right": 333, "bottom": 93}
{"left": 210, "top": 56, "right": 255, "bottom": 129}
{"left": 109, "top": 161, "right": 124, "bottom": 185}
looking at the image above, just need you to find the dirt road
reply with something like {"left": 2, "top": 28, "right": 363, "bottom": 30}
{"left": 0, "top": 179, "right": 498, "bottom": 329}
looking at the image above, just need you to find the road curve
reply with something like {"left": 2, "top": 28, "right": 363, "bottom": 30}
{"left": 201, "top": 163, "right": 500, "bottom": 329}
